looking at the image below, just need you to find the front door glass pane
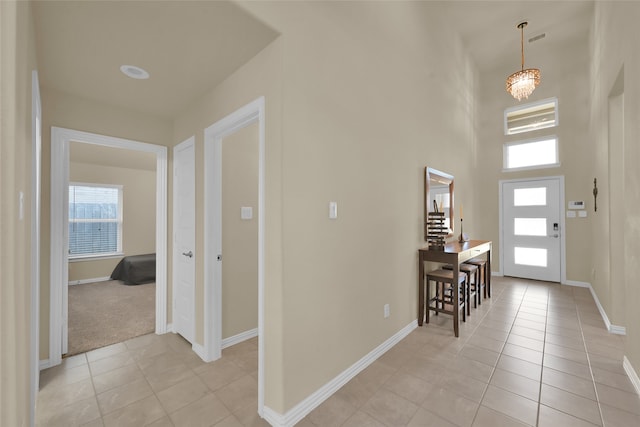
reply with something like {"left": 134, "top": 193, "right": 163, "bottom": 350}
{"left": 514, "top": 187, "right": 546, "bottom": 206}
{"left": 514, "top": 247, "right": 547, "bottom": 267}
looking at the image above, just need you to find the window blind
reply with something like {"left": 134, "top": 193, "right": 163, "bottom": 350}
{"left": 69, "top": 184, "right": 122, "bottom": 257}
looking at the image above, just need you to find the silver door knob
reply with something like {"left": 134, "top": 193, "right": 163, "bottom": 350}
{"left": 548, "top": 234, "right": 559, "bottom": 238}
{"left": 182, "top": 251, "right": 193, "bottom": 258}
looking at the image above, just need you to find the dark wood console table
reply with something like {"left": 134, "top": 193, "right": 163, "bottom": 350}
{"left": 418, "top": 240, "right": 491, "bottom": 336}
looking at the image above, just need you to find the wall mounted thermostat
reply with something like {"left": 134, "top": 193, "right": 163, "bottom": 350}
{"left": 568, "top": 201, "right": 585, "bottom": 210}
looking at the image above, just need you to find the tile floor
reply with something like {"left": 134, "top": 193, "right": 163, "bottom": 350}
{"left": 37, "top": 276, "right": 640, "bottom": 426}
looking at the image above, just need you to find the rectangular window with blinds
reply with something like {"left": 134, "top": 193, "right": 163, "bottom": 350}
{"left": 68, "top": 183, "right": 123, "bottom": 258}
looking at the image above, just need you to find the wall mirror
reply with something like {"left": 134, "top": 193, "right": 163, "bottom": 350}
{"left": 424, "top": 167, "right": 454, "bottom": 240}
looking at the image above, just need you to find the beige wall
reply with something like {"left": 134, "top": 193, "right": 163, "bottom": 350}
{"left": 222, "top": 123, "right": 259, "bottom": 339}
{"left": 589, "top": 1, "right": 640, "bottom": 378}
{"left": 0, "top": 1, "right": 37, "bottom": 425}
{"left": 240, "top": 1, "right": 478, "bottom": 412}
{"left": 68, "top": 160, "right": 156, "bottom": 282}
{"left": 40, "top": 87, "right": 171, "bottom": 358}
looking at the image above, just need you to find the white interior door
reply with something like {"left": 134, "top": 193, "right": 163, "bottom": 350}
{"left": 502, "top": 178, "right": 562, "bottom": 282}
{"left": 173, "top": 137, "right": 196, "bottom": 343}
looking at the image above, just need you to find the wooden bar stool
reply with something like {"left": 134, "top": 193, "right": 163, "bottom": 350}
{"left": 443, "top": 263, "right": 478, "bottom": 312}
{"left": 464, "top": 258, "right": 488, "bottom": 300}
{"left": 425, "top": 269, "right": 467, "bottom": 331}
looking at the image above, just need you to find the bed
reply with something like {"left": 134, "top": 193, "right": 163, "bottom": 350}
{"left": 110, "top": 253, "right": 156, "bottom": 285}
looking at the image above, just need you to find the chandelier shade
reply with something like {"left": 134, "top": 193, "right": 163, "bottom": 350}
{"left": 506, "top": 22, "right": 541, "bottom": 101}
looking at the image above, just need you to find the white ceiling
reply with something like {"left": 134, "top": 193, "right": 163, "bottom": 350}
{"left": 32, "top": 1, "right": 594, "bottom": 120}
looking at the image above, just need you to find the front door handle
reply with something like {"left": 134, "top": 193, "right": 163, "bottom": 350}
{"left": 548, "top": 234, "right": 559, "bottom": 238}
{"left": 182, "top": 251, "right": 193, "bottom": 258}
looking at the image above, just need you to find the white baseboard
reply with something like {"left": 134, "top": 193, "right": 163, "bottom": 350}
{"left": 263, "top": 320, "right": 418, "bottom": 427}
{"left": 68, "top": 276, "right": 111, "bottom": 286}
{"left": 39, "top": 359, "right": 52, "bottom": 371}
{"left": 222, "top": 328, "right": 258, "bottom": 349}
{"left": 623, "top": 356, "right": 640, "bottom": 397}
{"left": 563, "top": 280, "right": 626, "bottom": 335}
{"left": 562, "top": 279, "right": 590, "bottom": 288}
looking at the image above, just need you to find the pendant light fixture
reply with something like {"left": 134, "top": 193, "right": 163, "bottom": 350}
{"left": 506, "top": 21, "right": 541, "bottom": 101}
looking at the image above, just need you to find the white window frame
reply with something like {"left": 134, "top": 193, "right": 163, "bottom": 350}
{"left": 503, "top": 136, "right": 560, "bottom": 172}
{"left": 504, "top": 97, "right": 558, "bottom": 135}
{"left": 68, "top": 182, "right": 124, "bottom": 260}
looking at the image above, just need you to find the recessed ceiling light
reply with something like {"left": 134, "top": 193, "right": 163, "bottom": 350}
{"left": 120, "top": 65, "right": 149, "bottom": 80}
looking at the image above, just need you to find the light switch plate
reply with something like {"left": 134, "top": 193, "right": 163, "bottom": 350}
{"left": 329, "top": 202, "right": 338, "bottom": 219}
{"left": 241, "top": 206, "right": 253, "bottom": 220}
{"left": 579, "top": 210, "right": 587, "bottom": 218}
{"left": 567, "top": 211, "right": 577, "bottom": 218}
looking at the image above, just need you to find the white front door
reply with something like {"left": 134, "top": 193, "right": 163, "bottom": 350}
{"left": 502, "top": 178, "right": 562, "bottom": 282}
{"left": 173, "top": 137, "right": 196, "bottom": 343}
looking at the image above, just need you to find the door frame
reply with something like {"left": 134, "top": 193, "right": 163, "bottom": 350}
{"left": 498, "top": 175, "right": 566, "bottom": 283}
{"left": 203, "top": 97, "right": 265, "bottom": 415}
{"left": 172, "top": 136, "right": 196, "bottom": 343}
{"left": 49, "top": 127, "right": 168, "bottom": 367}
{"left": 31, "top": 70, "right": 42, "bottom": 427}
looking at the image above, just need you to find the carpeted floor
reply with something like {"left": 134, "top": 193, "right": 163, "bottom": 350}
{"left": 67, "top": 280, "right": 155, "bottom": 356}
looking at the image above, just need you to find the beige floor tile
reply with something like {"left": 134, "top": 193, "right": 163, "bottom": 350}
{"left": 97, "top": 377, "right": 153, "bottom": 415}
{"left": 88, "top": 351, "right": 135, "bottom": 377}
{"left": 459, "top": 344, "right": 501, "bottom": 367}
{"left": 37, "top": 377, "right": 95, "bottom": 410}
{"left": 587, "top": 353, "right": 626, "bottom": 376}
{"left": 383, "top": 371, "right": 436, "bottom": 405}
{"left": 169, "top": 393, "right": 230, "bottom": 427}
{"left": 335, "top": 375, "right": 381, "bottom": 409}
{"left": 231, "top": 349, "right": 259, "bottom": 373}
{"left": 506, "top": 334, "right": 545, "bottom": 352}
{"left": 471, "top": 405, "right": 530, "bottom": 427}
{"left": 361, "top": 388, "right": 418, "bottom": 426}
{"left": 448, "top": 356, "right": 495, "bottom": 384}
{"left": 146, "top": 362, "right": 196, "bottom": 393}
{"left": 537, "top": 404, "right": 600, "bottom": 427}
{"left": 102, "top": 395, "right": 166, "bottom": 427}
{"left": 544, "top": 331, "right": 585, "bottom": 351}
{"left": 307, "top": 393, "right": 358, "bottom": 426}
{"left": 467, "top": 334, "right": 506, "bottom": 353}
{"left": 231, "top": 401, "right": 269, "bottom": 426}
{"left": 36, "top": 396, "right": 100, "bottom": 427}
{"left": 496, "top": 354, "right": 542, "bottom": 381}
{"left": 546, "top": 323, "right": 583, "bottom": 338}
{"left": 196, "top": 358, "right": 247, "bottom": 392}
{"left": 509, "top": 325, "right": 545, "bottom": 342}
{"left": 539, "top": 384, "right": 602, "bottom": 426}
{"left": 213, "top": 414, "right": 244, "bottom": 427}
{"left": 214, "top": 375, "right": 258, "bottom": 414}
{"left": 594, "top": 382, "right": 640, "bottom": 415}
{"left": 438, "top": 371, "right": 488, "bottom": 403}
{"left": 156, "top": 374, "right": 210, "bottom": 414}
{"left": 542, "top": 354, "right": 592, "bottom": 380}
{"left": 92, "top": 363, "right": 145, "bottom": 394}
{"left": 146, "top": 416, "right": 175, "bottom": 427}
{"left": 421, "top": 386, "right": 479, "bottom": 427}
{"left": 591, "top": 366, "right": 636, "bottom": 393}
{"left": 489, "top": 368, "right": 540, "bottom": 401}
{"left": 59, "top": 353, "right": 89, "bottom": 370}
{"left": 586, "top": 341, "right": 625, "bottom": 360}
{"left": 86, "top": 342, "right": 128, "bottom": 362}
{"left": 481, "top": 385, "right": 538, "bottom": 426}
{"left": 342, "top": 410, "right": 387, "bottom": 427}
{"left": 128, "top": 340, "right": 172, "bottom": 361}
{"left": 600, "top": 403, "right": 640, "bottom": 427}
{"left": 513, "top": 318, "right": 546, "bottom": 332}
{"left": 407, "top": 407, "right": 458, "bottom": 427}
{"left": 123, "top": 332, "right": 167, "bottom": 350}
{"left": 502, "top": 343, "right": 543, "bottom": 365}
{"left": 543, "top": 343, "right": 589, "bottom": 365}
{"left": 39, "top": 363, "right": 91, "bottom": 390}
{"left": 542, "top": 367, "right": 597, "bottom": 400}
{"left": 516, "top": 312, "right": 547, "bottom": 324}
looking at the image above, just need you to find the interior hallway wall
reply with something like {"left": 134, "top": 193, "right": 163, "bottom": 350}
{"left": 589, "top": 0, "right": 640, "bottom": 381}
{"left": 0, "top": 1, "right": 38, "bottom": 425}
{"left": 239, "top": 1, "right": 478, "bottom": 413}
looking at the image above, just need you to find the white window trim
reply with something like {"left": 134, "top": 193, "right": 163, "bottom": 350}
{"left": 504, "top": 96, "right": 559, "bottom": 136}
{"left": 68, "top": 182, "right": 123, "bottom": 259}
{"left": 503, "top": 135, "right": 560, "bottom": 172}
